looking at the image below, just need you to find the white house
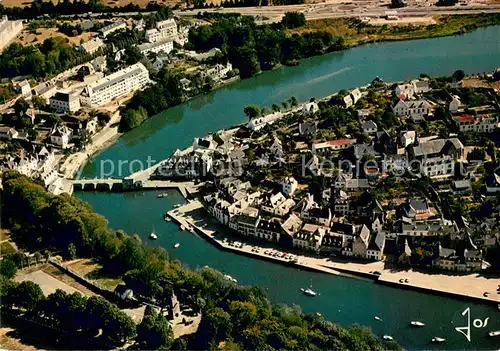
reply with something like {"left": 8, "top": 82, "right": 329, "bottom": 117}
{"left": 362, "top": 120, "right": 377, "bottom": 134}
{"left": 302, "top": 102, "right": 319, "bottom": 115}
{"left": 201, "top": 62, "right": 232, "bottom": 82}
{"left": 247, "top": 112, "right": 283, "bottom": 131}
{"left": 49, "top": 91, "right": 81, "bottom": 113}
{"left": 312, "top": 139, "right": 355, "bottom": 154}
{"left": 138, "top": 38, "right": 174, "bottom": 55}
{"left": 14, "top": 80, "right": 32, "bottom": 99}
{"left": 350, "top": 88, "right": 362, "bottom": 104}
{"left": 80, "top": 37, "right": 104, "bottom": 54}
{"left": 392, "top": 99, "right": 433, "bottom": 120}
{"left": 81, "top": 63, "right": 150, "bottom": 107}
{"left": 91, "top": 56, "right": 107, "bottom": 72}
{"left": 395, "top": 79, "right": 429, "bottom": 99}
{"left": 282, "top": 176, "right": 298, "bottom": 197}
{"left": 395, "top": 83, "right": 414, "bottom": 99}
{"left": 0, "top": 126, "right": 18, "bottom": 140}
{"left": 400, "top": 130, "right": 416, "bottom": 147}
{"left": 342, "top": 95, "right": 353, "bottom": 108}
{"left": 50, "top": 125, "right": 72, "bottom": 149}
{"left": 293, "top": 224, "right": 327, "bottom": 252}
{"left": 449, "top": 95, "right": 461, "bottom": 113}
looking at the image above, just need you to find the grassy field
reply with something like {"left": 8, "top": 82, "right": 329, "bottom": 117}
{"left": 0, "top": 242, "right": 17, "bottom": 256}
{"left": 288, "top": 14, "right": 500, "bottom": 47}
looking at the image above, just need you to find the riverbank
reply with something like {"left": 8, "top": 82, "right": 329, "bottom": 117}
{"left": 168, "top": 200, "right": 500, "bottom": 306}
{"left": 289, "top": 14, "right": 500, "bottom": 47}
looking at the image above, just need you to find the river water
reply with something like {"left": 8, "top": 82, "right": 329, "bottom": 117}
{"left": 78, "top": 27, "right": 500, "bottom": 349}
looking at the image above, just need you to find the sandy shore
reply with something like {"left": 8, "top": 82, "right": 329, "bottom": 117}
{"left": 169, "top": 200, "right": 500, "bottom": 305}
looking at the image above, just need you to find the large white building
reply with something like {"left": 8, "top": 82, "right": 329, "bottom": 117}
{"left": 81, "top": 63, "right": 150, "bottom": 107}
{"left": 137, "top": 37, "right": 174, "bottom": 55}
{"left": 145, "top": 19, "right": 177, "bottom": 43}
{"left": 454, "top": 115, "right": 498, "bottom": 133}
{"left": 99, "top": 22, "right": 126, "bottom": 38}
{"left": 0, "top": 16, "right": 23, "bottom": 52}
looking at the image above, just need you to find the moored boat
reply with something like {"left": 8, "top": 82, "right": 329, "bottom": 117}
{"left": 489, "top": 330, "right": 500, "bottom": 337}
{"left": 382, "top": 335, "right": 393, "bottom": 341}
{"left": 431, "top": 337, "right": 445, "bottom": 343}
{"left": 374, "top": 316, "right": 382, "bottom": 321}
{"left": 174, "top": 243, "right": 180, "bottom": 248}
{"left": 180, "top": 225, "right": 186, "bottom": 231}
{"left": 410, "top": 321, "right": 425, "bottom": 327}
{"left": 149, "top": 232, "right": 157, "bottom": 240}
{"left": 300, "top": 287, "right": 317, "bottom": 297}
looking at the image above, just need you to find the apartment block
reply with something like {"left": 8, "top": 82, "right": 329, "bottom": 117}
{"left": 80, "top": 63, "right": 150, "bottom": 107}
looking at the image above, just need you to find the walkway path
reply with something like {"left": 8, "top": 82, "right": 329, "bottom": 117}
{"left": 168, "top": 200, "right": 500, "bottom": 305}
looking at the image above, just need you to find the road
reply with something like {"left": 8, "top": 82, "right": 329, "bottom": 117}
{"left": 176, "top": 1, "right": 500, "bottom": 24}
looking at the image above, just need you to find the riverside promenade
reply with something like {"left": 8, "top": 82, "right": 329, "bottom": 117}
{"left": 168, "top": 200, "right": 500, "bottom": 306}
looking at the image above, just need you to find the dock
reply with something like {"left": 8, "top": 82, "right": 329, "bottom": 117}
{"left": 167, "top": 201, "right": 342, "bottom": 276}
{"left": 167, "top": 201, "right": 500, "bottom": 306}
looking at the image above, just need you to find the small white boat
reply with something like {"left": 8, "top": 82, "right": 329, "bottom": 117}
{"left": 164, "top": 216, "right": 171, "bottom": 222}
{"left": 410, "top": 321, "right": 425, "bottom": 327}
{"left": 382, "top": 335, "right": 393, "bottom": 341}
{"left": 489, "top": 331, "right": 500, "bottom": 337}
{"left": 300, "top": 287, "right": 317, "bottom": 297}
{"left": 497, "top": 303, "right": 500, "bottom": 311}
{"left": 374, "top": 316, "right": 382, "bottom": 321}
{"left": 431, "top": 337, "right": 445, "bottom": 343}
{"left": 174, "top": 243, "right": 180, "bottom": 248}
{"left": 157, "top": 193, "right": 168, "bottom": 198}
{"left": 180, "top": 225, "right": 186, "bottom": 231}
{"left": 149, "top": 232, "right": 157, "bottom": 240}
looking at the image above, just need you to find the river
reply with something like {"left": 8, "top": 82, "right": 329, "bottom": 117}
{"left": 77, "top": 27, "right": 500, "bottom": 350}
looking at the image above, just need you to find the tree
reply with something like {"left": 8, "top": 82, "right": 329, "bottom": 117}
{"left": 0, "top": 258, "right": 18, "bottom": 279}
{"left": 289, "top": 96, "right": 298, "bottom": 107}
{"left": 271, "top": 104, "right": 280, "bottom": 112}
{"left": 137, "top": 307, "right": 174, "bottom": 349}
{"left": 452, "top": 69, "right": 465, "bottom": 82}
{"left": 281, "top": 12, "right": 306, "bottom": 29}
{"left": 14, "top": 281, "right": 44, "bottom": 311}
{"left": 433, "top": 106, "right": 447, "bottom": 120}
{"left": 32, "top": 95, "right": 46, "bottom": 109}
{"left": 13, "top": 98, "right": 29, "bottom": 117}
{"left": 243, "top": 105, "right": 260, "bottom": 120}
{"left": 67, "top": 242, "right": 77, "bottom": 259}
{"left": 436, "top": 0, "right": 457, "bottom": 5}
{"left": 391, "top": 0, "right": 406, "bottom": 7}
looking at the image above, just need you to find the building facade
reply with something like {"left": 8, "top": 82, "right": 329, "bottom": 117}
{"left": 81, "top": 63, "right": 150, "bottom": 107}
{"left": 49, "top": 92, "right": 81, "bottom": 113}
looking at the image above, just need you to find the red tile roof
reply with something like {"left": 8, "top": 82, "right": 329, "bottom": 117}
{"left": 455, "top": 115, "right": 474, "bottom": 123}
{"left": 328, "top": 139, "right": 354, "bottom": 146}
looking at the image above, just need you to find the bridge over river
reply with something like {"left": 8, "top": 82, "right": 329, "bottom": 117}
{"left": 71, "top": 178, "right": 201, "bottom": 198}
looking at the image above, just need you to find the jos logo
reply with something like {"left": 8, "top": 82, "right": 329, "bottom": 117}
{"left": 455, "top": 307, "right": 490, "bottom": 342}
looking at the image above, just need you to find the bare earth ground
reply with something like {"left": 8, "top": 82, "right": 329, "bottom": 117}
{"left": 463, "top": 77, "right": 500, "bottom": 90}
{"left": 14, "top": 269, "right": 85, "bottom": 296}
{"left": 0, "top": 327, "right": 44, "bottom": 351}
{"left": 66, "top": 258, "right": 123, "bottom": 289}
{"left": 14, "top": 28, "right": 95, "bottom": 46}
